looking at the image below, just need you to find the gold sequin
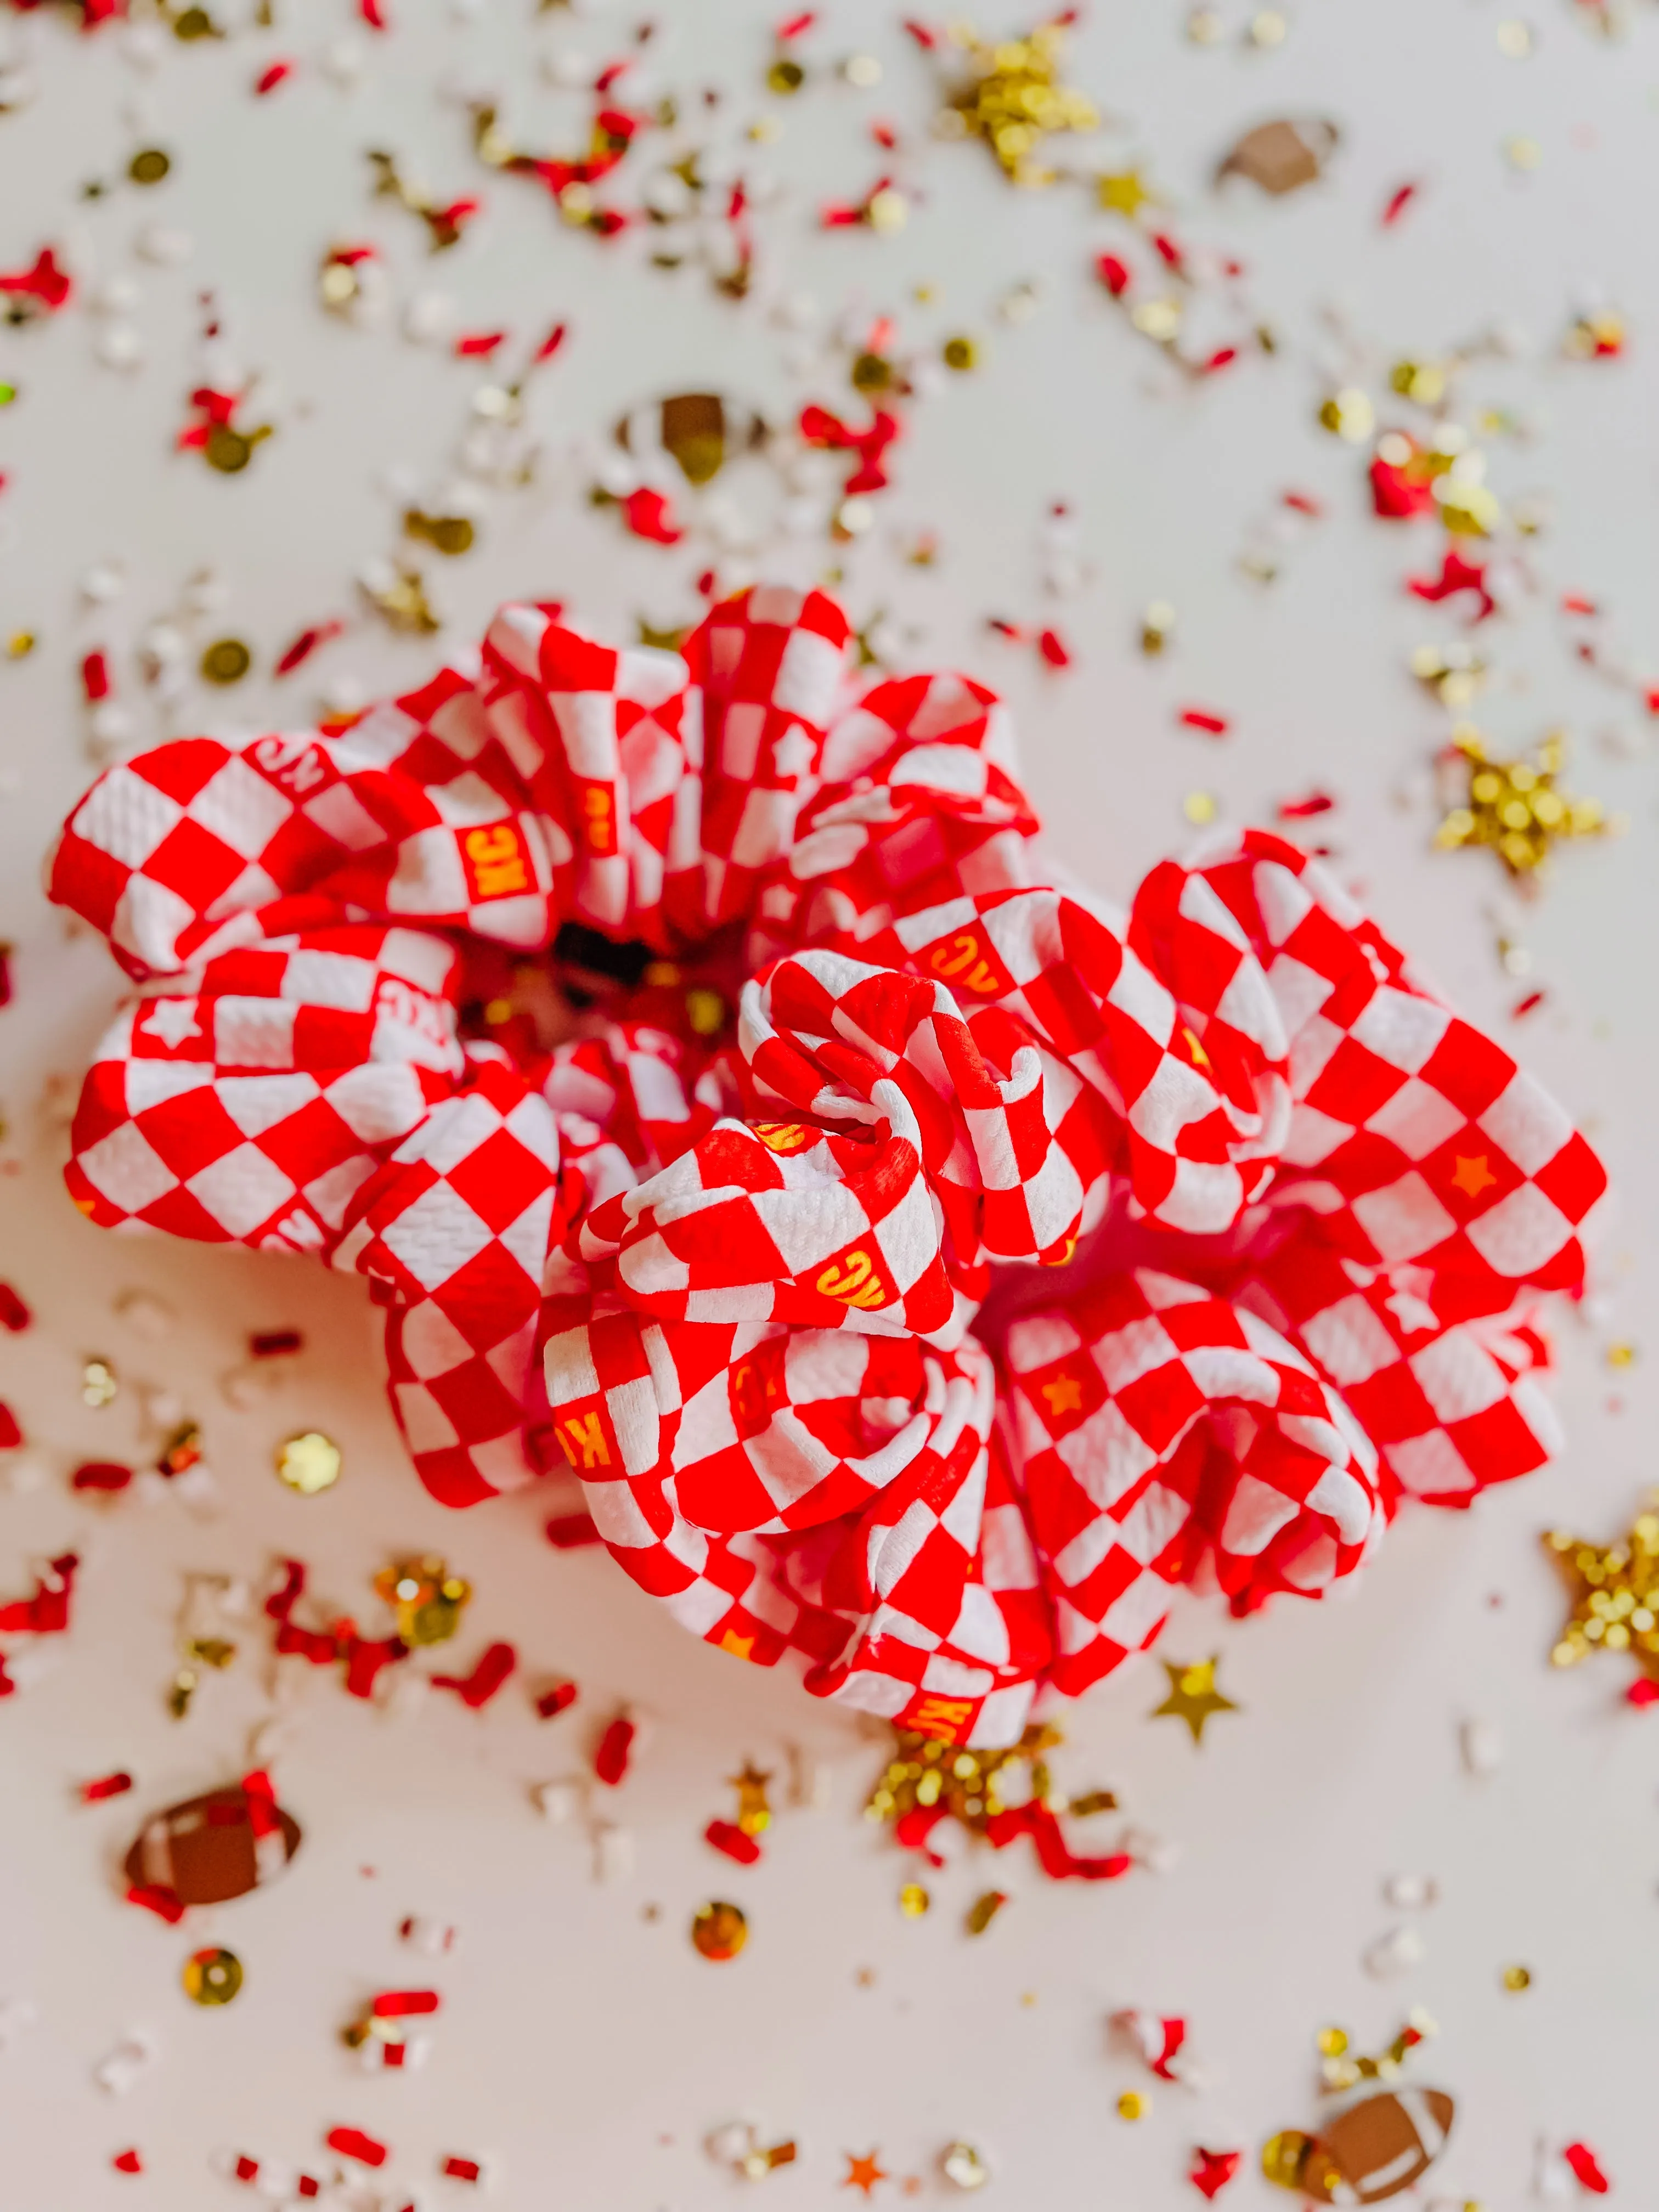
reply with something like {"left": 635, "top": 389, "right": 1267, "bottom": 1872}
{"left": 275, "top": 1431, "right": 342, "bottom": 1496}
{"left": 692, "top": 1900, "right": 748, "bottom": 1961}
{"left": 182, "top": 1946, "right": 243, "bottom": 2005}
{"left": 200, "top": 638, "right": 251, "bottom": 685}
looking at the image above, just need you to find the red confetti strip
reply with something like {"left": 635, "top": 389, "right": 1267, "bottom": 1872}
{"left": 0, "top": 945, "right": 10, "bottom": 1008}
{"left": 125, "top": 1882, "right": 186, "bottom": 1924}
{"left": 326, "top": 2128, "right": 389, "bottom": 2170}
{"left": 704, "top": 1819, "right": 762, "bottom": 1865}
{"left": 533, "top": 320, "right": 568, "bottom": 363}
{"left": 545, "top": 1510, "right": 602, "bottom": 1549}
{"left": 371, "top": 1989, "right": 440, "bottom": 2017}
{"left": 111, "top": 2150, "right": 143, "bottom": 2175}
{"left": 80, "top": 1770, "right": 134, "bottom": 1802}
{"left": 1625, "top": 1677, "right": 1658, "bottom": 1708}
{"left": 1278, "top": 791, "right": 1335, "bottom": 820}
{"left": 1096, "top": 252, "right": 1131, "bottom": 297}
{"left": 594, "top": 1712, "right": 636, "bottom": 1785}
{"left": 432, "top": 1640, "right": 516, "bottom": 1709}
{"left": 359, "top": 0, "right": 387, "bottom": 23}
{"left": 1408, "top": 546, "right": 1495, "bottom": 622}
{"left": 250, "top": 1328, "right": 302, "bottom": 1357}
{"left": 620, "top": 486, "right": 683, "bottom": 544}
{"left": 1199, "top": 346, "right": 1238, "bottom": 376}
{"left": 1282, "top": 489, "right": 1323, "bottom": 517}
{"left": 81, "top": 650, "right": 111, "bottom": 702}
{"left": 0, "top": 1403, "right": 21, "bottom": 1449}
{"left": 1188, "top": 2147, "right": 1242, "bottom": 2200}
{"left": 342, "top": 1631, "right": 407, "bottom": 1700}
{"left": 1178, "top": 707, "right": 1229, "bottom": 736}
{"left": 776, "top": 8, "right": 816, "bottom": 35}
{"left": 454, "top": 330, "right": 508, "bottom": 358}
{"left": 253, "top": 59, "right": 294, "bottom": 94}
{"left": 0, "top": 1285, "right": 30, "bottom": 1333}
{"left": 1381, "top": 181, "right": 1419, "bottom": 227}
{"left": 1510, "top": 989, "right": 1546, "bottom": 1020}
{"left": 274, "top": 620, "right": 345, "bottom": 675}
{"left": 1563, "top": 2143, "right": 1611, "bottom": 2194}
{"left": 902, "top": 17, "right": 939, "bottom": 47}
{"left": 73, "top": 1460, "right": 138, "bottom": 1495}
{"left": 983, "top": 1799, "right": 1131, "bottom": 1881}
{"left": 1561, "top": 593, "right": 1599, "bottom": 616}
{"left": 441, "top": 2157, "right": 484, "bottom": 2183}
{"left": 1037, "top": 629, "right": 1071, "bottom": 668}
{"left": 535, "top": 1678, "right": 579, "bottom": 1718}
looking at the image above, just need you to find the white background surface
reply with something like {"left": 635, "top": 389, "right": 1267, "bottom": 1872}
{"left": 0, "top": 2, "right": 1657, "bottom": 2206}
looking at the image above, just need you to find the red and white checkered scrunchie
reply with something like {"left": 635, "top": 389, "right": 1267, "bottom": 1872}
{"left": 48, "top": 586, "right": 1605, "bottom": 1746}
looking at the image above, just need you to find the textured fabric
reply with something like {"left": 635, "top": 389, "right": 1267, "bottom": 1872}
{"left": 48, "top": 586, "right": 1605, "bottom": 1745}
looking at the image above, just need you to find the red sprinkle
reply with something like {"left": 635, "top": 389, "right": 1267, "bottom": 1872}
{"left": 71, "top": 1457, "right": 136, "bottom": 1491}
{"left": 274, "top": 620, "right": 345, "bottom": 676}
{"left": 1278, "top": 791, "right": 1335, "bottom": 820}
{"left": 454, "top": 330, "right": 508, "bottom": 358}
{"left": 594, "top": 1713, "right": 636, "bottom": 1786}
{"left": 1037, "top": 628, "right": 1071, "bottom": 668}
{"left": 371, "top": 1989, "right": 440, "bottom": 2017}
{"left": 249, "top": 1328, "right": 303, "bottom": 1358}
{"left": 111, "top": 2149, "right": 144, "bottom": 2175}
{"left": 0, "top": 1284, "right": 30, "bottom": 1332}
{"left": 704, "top": 1819, "right": 762, "bottom": 1865}
{"left": 1626, "top": 1676, "right": 1659, "bottom": 1708}
{"left": 535, "top": 1679, "right": 580, "bottom": 1719}
{"left": 1096, "top": 251, "right": 1131, "bottom": 298}
{"left": 253, "top": 59, "right": 294, "bottom": 93}
{"left": 1381, "top": 181, "right": 1419, "bottom": 227}
{"left": 1563, "top": 2143, "right": 1610, "bottom": 2194}
{"left": 441, "top": 2157, "right": 484, "bottom": 2183}
{"left": 0, "top": 1403, "right": 21, "bottom": 1449}
{"left": 81, "top": 1770, "right": 134, "bottom": 1802}
{"left": 432, "top": 1641, "right": 516, "bottom": 1710}
{"left": 1510, "top": 989, "right": 1546, "bottom": 1019}
{"left": 359, "top": 0, "right": 387, "bottom": 23}
{"left": 544, "top": 1510, "right": 602, "bottom": 1549}
{"left": 1178, "top": 707, "right": 1230, "bottom": 736}
{"left": 326, "top": 2128, "right": 389, "bottom": 2170}
{"left": 533, "top": 320, "right": 568, "bottom": 363}
{"left": 80, "top": 650, "right": 111, "bottom": 702}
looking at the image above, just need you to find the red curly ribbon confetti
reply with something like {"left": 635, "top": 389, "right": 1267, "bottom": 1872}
{"left": 1563, "top": 2143, "right": 1611, "bottom": 2194}
{"left": 431, "top": 1641, "right": 517, "bottom": 1708}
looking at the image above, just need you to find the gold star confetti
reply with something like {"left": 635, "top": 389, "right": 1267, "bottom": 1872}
{"left": 1544, "top": 1506, "right": 1659, "bottom": 1690}
{"left": 1434, "top": 727, "right": 1610, "bottom": 877}
{"left": 729, "top": 1759, "right": 774, "bottom": 1837}
{"left": 373, "top": 1555, "right": 472, "bottom": 1646}
{"left": 1150, "top": 1655, "right": 1238, "bottom": 1744}
{"left": 1098, "top": 166, "right": 1155, "bottom": 216}
{"left": 942, "top": 22, "right": 1099, "bottom": 187}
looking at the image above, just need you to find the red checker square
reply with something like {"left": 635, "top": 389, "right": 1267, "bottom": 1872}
{"left": 1023, "top": 1452, "right": 1105, "bottom": 1559}
{"left": 133, "top": 1086, "right": 249, "bottom": 1180}
{"left": 142, "top": 1182, "right": 249, "bottom": 1243}
{"left": 1053, "top": 1532, "right": 1156, "bottom": 1630}
{"left": 675, "top": 1441, "right": 781, "bottom": 1535}
{"left": 140, "top": 814, "right": 252, "bottom": 913}
{"left": 1443, "top": 1396, "right": 1551, "bottom": 1488}
{"left": 1419, "top": 1020, "right": 1515, "bottom": 1118}
{"left": 1420, "top": 1134, "right": 1521, "bottom": 1220}
{"left": 424, "top": 1353, "right": 528, "bottom": 1442}
{"left": 1342, "top": 1363, "right": 1438, "bottom": 1444}
{"left": 53, "top": 834, "right": 130, "bottom": 939}
{"left": 132, "top": 737, "right": 233, "bottom": 808}
{"left": 588, "top": 1313, "right": 654, "bottom": 1392}
{"left": 1534, "top": 1129, "right": 1607, "bottom": 1223}
{"left": 1303, "top": 1037, "right": 1410, "bottom": 1126}
{"left": 428, "top": 1240, "right": 541, "bottom": 1346}
{"left": 258, "top": 1096, "right": 367, "bottom": 1187}
{"left": 1113, "top": 1357, "right": 1207, "bottom": 1458}
{"left": 445, "top": 1126, "right": 555, "bottom": 1234}
{"left": 258, "top": 813, "right": 352, "bottom": 890}
{"left": 290, "top": 1007, "right": 375, "bottom": 1070}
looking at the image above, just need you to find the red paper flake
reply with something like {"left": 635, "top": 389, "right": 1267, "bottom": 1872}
{"left": 1149, "top": 230, "right": 1186, "bottom": 272}
{"left": 594, "top": 1712, "right": 636, "bottom": 1785}
{"left": 1278, "top": 791, "right": 1335, "bottom": 820}
{"left": 125, "top": 1882, "right": 186, "bottom": 1923}
{"left": 1561, "top": 594, "right": 1599, "bottom": 617}
{"left": 111, "top": 2150, "right": 143, "bottom": 2175}
{"left": 0, "top": 1403, "right": 21, "bottom": 1450}
{"left": 1037, "top": 629, "right": 1071, "bottom": 669}
{"left": 0, "top": 1284, "right": 29, "bottom": 1332}
{"left": 1408, "top": 546, "right": 1495, "bottom": 622}
{"left": 1200, "top": 347, "right": 1239, "bottom": 376}
{"left": 441, "top": 2156, "right": 484, "bottom": 2183}
{"left": 983, "top": 1799, "right": 1131, "bottom": 1880}
{"left": 371, "top": 1989, "right": 440, "bottom": 2017}
{"left": 432, "top": 1640, "right": 517, "bottom": 1709}
{"left": 798, "top": 402, "right": 902, "bottom": 495}
{"left": 1369, "top": 446, "right": 1436, "bottom": 521}
{"left": 1626, "top": 1677, "right": 1659, "bottom": 1708}
{"left": 776, "top": 8, "right": 816, "bottom": 35}
{"left": 620, "top": 486, "right": 683, "bottom": 544}
{"left": 704, "top": 1818, "right": 762, "bottom": 1864}
{"left": 326, "top": 2128, "right": 389, "bottom": 2170}
{"left": 533, "top": 321, "right": 568, "bottom": 363}
{"left": 1188, "top": 2147, "right": 1242, "bottom": 2200}
{"left": 253, "top": 59, "right": 294, "bottom": 94}
{"left": 1381, "top": 182, "right": 1419, "bottom": 227}
{"left": 250, "top": 1328, "right": 302, "bottom": 1357}
{"left": 274, "top": 620, "right": 345, "bottom": 676}
{"left": 1510, "top": 989, "right": 1547, "bottom": 1019}
{"left": 1563, "top": 2143, "right": 1611, "bottom": 2194}
{"left": 0, "top": 246, "right": 72, "bottom": 314}
{"left": 81, "top": 1770, "right": 134, "bottom": 1802}
{"left": 535, "top": 1679, "right": 579, "bottom": 1718}
{"left": 454, "top": 330, "right": 508, "bottom": 359}
{"left": 1282, "top": 490, "right": 1323, "bottom": 518}
{"left": 81, "top": 650, "right": 111, "bottom": 702}
{"left": 544, "top": 1509, "right": 601, "bottom": 1549}
{"left": 359, "top": 0, "right": 387, "bottom": 22}
{"left": 901, "top": 17, "right": 939, "bottom": 47}
{"left": 1178, "top": 707, "right": 1230, "bottom": 736}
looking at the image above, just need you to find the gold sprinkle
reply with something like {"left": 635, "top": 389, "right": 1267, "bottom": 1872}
{"left": 898, "top": 1882, "right": 930, "bottom": 1917}
{"left": 941, "top": 335, "right": 979, "bottom": 371}
{"left": 200, "top": 637, "right": 251, "bottom": 685}
{"left": 766, "top": 56, "right": 805, "bottom": 94}
{"left": 1117, "top": 2090, "right": 1148, "bottom": 2121}
{"left": 7, "top": 631, "right": 36, "bottom": 658}
{"left": 965, "top": 1889, "right": 1008, "bottom": 1936}
{"left": 274, "top": 1430, "right": 342, "bottom": 1496}
{"left": 129, "top": 148, "right": 172, "bottom": 186}
{"left": 1502, "top": 1963, "right": 1532, "bottom": 1991}
{"left": 1607, "top": 1343, "right": 1636, "bottom": 1369}
{"left": 1183, "top": 791, "right": 1218, "bottom": 826}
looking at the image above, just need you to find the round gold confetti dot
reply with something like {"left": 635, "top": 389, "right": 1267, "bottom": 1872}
{"left": 1183, "top": 791, "right": 1218, "bottom": 826}
{"left": 1316, "top": 2025, "right": 1350, "bottom": 2057}
{"left": 851, "top": 352, "right": 894, "bottom": 393}
{"left": 182, "top": 1946, "right": 243, "bottom": 2006}
{"left": 129, "top": 148, "right": 172, "bottom": 186}
{"left": 941, "top": 335, "right": 979, "bottom": 371}
{"left": 173, "top": 6, "right": 214, "bottom": 36}
{"left": 898, "top": 1883, "right": 930, "bottom": 1917}
{"left": 275, "top": 1431, "right": 342, "bottom": 1496}
{"left": 205, "top": 426, "right": 253, "bottom": 475}
{"left": 691, "top": 1900, "right": 748, "bottom": 1962}
{"left": 8, "top": 631, "right": 35, "bottom": 658}
{"left": 200, "top": 637, "right": 251, "bottom": 685}
{"left": 1502, "top": 1963, "right": 1532, "bottom": 1991}
{"left": 1117, "top": 2090, "right": 1148, "bottom": 2121}
{"left": 766, "top": 56, "right": 805, "bottom": 93}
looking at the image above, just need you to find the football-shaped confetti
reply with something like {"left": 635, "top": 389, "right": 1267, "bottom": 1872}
{"left": 1302, "top": 2087, "right": 1455, "bottom": 2205}
{"left": 123, "top": 1783, "right": 301, "bottom": 1908}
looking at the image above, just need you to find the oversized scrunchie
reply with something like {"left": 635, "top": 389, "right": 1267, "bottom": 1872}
{"left": 47, "top": 586, "right": 1605, "bottom": 1745}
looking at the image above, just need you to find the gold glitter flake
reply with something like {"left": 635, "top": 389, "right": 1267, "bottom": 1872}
{"left": 1545, "top": 1506, "right": 1659, "bottom": 1688}
{"left": 1435, "top": 727, "right": 1609, "bottom": 877}
{"left": 964, "top": 1888, "right": 1007, "bottom": 1936}
{"left": 1503, "top": 1963, "right": 1532, "bottom": 1991}
{"left": 361, "top": 565, "right": 440, "bottom": 635}
{"left": 200, "top": 637, "right": 251, "bottom": 685}
{"left": 275, "top": 1430, "right": 342, "bottom": 1496}
{"left": 692, "top": 1900, "right": 748, "bottom": 1961}
{"left": 182, "top": 1946, "right": 243, "bottom": 2005}
{"left": 866, "top": 1722, "right": 1073, "bottom": 1841}
{"left": 898, "top": 1882, "right": 930, "bottom": 1917}
{"left": 944, "top": 22, "right": 1099, "bottom": 187}
{"left": 1150, "top": 1654, "right": 1238, "bottom": 1743}
{"left": 1118, "top": 2090, "right": 1149, "bottom": 2120}
{"left": 729, "top": 1759, "right": 773, "bottom": 1837}
{"left": 404, "top": 510, "right": 477, "bottom": 556}
{"left": 373, "top": 1555, "right": 471, "bottom": 1645}
{"left": 129, "top": 148, "right": 172, "bottom": 186}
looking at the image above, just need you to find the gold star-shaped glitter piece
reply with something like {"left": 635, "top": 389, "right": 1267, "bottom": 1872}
{"left": 1097, "top": 166, "right": 1155, "bottom": 216}
{"left": 1544, "top": 1508, "right": 1659, "bottom": 1686}
{"left": 1150, "top": 1655, "right": 1238, "bottom": 1744}
{"left": 729, "top": 1758, "right": 774, "bottom": 1837}
{"left": 1434, "top": 726, "right": 1609, "bottom": 877}
{"left": 945, "top": 22, "right": 1099, "bottom": 187}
